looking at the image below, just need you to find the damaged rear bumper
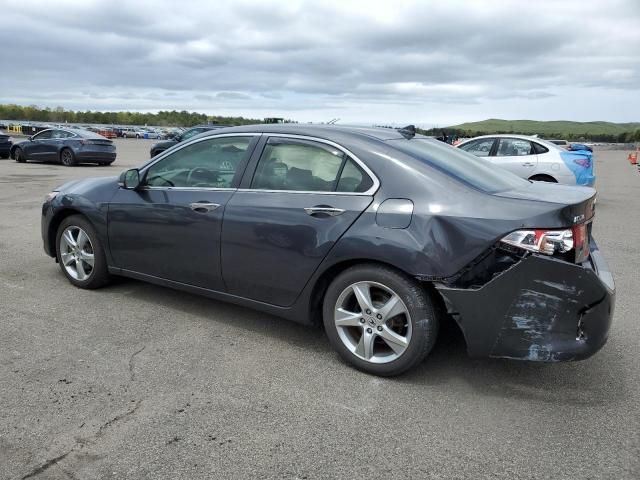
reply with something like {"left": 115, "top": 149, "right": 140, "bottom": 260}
{"left": 436, "top": 240, "right": 615, "bottom": 362}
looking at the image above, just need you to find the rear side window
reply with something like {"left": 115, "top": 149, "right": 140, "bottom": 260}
{"left": 388, "top": 138, "right": 529, "bottom": 193}
{"left": 459, "top": 138, "right": 495, "bottom": 157}
{"left": 496, "top": 138, "right": 534, "bottom": 156}
{"left": 251, "top": 139, "right": 373, "bottom": 193}
{"left": 532, "top": 142, "right": 549, "bottom": 154}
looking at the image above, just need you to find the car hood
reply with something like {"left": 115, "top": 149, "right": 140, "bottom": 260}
{"left": 152, "top": 139, "right": 178, "bottom": 150}
{"left": 55, "top": 176, "right": 119, "bottom": 195}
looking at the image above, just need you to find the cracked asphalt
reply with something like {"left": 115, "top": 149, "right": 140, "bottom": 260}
{"left": 0, "top": 139, "right": 638, "bottom": 479}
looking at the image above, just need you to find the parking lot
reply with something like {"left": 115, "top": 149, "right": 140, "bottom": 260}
{"left": 0, "top": 139, "right": 638, "bottom": 479}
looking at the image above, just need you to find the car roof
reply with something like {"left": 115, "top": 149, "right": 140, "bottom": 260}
{"left": 459, "top": 133, "right": 545, "bottom": 143}
{"left": 53, "top": 127, "right": 110, "bottom": 139}
{"left": 197, "top": 123, "right": 411, "bottom": 142}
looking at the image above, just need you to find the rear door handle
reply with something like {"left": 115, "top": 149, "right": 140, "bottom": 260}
{"left": 190, "top": 202, "right": 221, "bottom": 213}
{"left": 304, "top": 206, "right": 345, "bottom": 217}
{"left": 522, "top": 162, "right": 535, "bottom": 167}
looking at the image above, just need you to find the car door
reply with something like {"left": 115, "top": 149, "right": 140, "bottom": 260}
{"left": 221, "top": 135, "right": 377, "bottom": 307}
{"left": 108, "top": 134, "right": 259, "bottom": 290}
{"left": 25, "top": 129, "right": 54, "bottom": 160}
{"left": 49, "top": 129, "right": 74, "bottom": 161}
{"left": 492, "top": 138, "right": 538, "bottom": 178}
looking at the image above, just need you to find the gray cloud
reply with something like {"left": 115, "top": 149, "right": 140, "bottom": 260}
{"left": 0, "top": 0, "right": 638, "bottom": 125}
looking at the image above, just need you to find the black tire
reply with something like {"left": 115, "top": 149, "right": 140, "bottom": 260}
{"left": 60, "top": 148, "right": 76, "bottom": 166}
{"left": 55, "top": 215, "right": 111, "bottom": 289}
{"left": 529, "top": 174, "right": 557, "bottom": 183}
{"left": 14, "top": 147, "right": 26, "bottom": 163}
{"left": 323, "top": 264, "right": 439, "bottom": 376}
{"left": 0, "top": 153, "right": 9, "bottom": 159}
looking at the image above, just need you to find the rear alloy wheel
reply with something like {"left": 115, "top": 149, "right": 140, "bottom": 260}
{"left": 14, "top": 148, "right": 25, "bottom": 163}
{"left": 60, "top": 148, "right": 76, "bottom": 166}
{"left": 323, "top": 264, "right": 439, "bottom": 376}
{"left": 55, "top": 215, "right": 111, "bottom": 289}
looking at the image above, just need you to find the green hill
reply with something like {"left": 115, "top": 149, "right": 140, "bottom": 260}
{"left": 438, "top": 119, "right": 640, "bottom": 142}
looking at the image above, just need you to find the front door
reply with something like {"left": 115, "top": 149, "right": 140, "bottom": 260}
{"left": 108, "top": 134, "right": 258, "bottom": 290}
{"left": 221, "top": 136, "right": 376, "bottom": 306}
{"left": 25, "top": 129, "right": 55, "bottom": 161}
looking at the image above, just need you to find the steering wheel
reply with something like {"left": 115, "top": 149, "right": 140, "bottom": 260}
{"left": 186, "top": 167, "right": 217, "bottom": 187}
{"left": 146, "top": 174, "right": 174, "bottom": 187}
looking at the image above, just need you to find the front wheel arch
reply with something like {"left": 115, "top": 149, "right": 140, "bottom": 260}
{"left": 47, "top": 209, "right": 93, "bottom": 258}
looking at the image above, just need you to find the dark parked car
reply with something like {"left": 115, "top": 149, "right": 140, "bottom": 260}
{"left": 12, "top": 128, "right": 116, "bottom": 166}
{"left": 0, "top": 130, "right": 12, "bottom": 158}
{"left": 41, "top": 125, "right": 614, "bottom": 376}
{"left": 149, "top": 124, "right": 227, "bottom": 157}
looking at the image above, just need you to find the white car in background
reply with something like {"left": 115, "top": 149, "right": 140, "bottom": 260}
{"left": 456, "top": 134, "right": 595, "bottom": 186}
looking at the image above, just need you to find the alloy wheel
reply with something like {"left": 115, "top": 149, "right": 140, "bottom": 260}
{"left": 61, "top": 150, "right": 73, "bottom": 166}
{"left": 59, "top": 226, "right": 95, "bottom": 281}
{"left": 334, "top": 281, "right": 412, "bottom": 364}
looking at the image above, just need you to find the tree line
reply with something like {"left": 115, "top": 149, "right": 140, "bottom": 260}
{"left": 0, "top": 104, "right": 263, "bottom": 127}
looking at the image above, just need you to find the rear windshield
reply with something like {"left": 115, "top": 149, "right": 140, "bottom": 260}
{"left": 387, "top": 137, "right": 529, "bottom": 193}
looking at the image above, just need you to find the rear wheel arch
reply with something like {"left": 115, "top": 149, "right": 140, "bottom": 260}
{"left": 529, "top": 174, "right": 558, "bottom": 183}
{"left": 308, "top": 258, "right": 444, "bottom": 326}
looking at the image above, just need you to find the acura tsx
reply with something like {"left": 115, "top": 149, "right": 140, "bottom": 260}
{"left": 41, "top": 124, "right": 615, "bottom": 375}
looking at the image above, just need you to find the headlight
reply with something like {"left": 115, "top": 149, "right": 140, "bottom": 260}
{"left": 44, "top": 191, "right": 59, "bottom": 203}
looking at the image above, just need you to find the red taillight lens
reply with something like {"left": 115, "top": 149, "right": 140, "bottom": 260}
{"left": 572, "top": 223, "right": 589, "bottom": 263}
{"left": 501, "top": 224, "right": 590, "bottom": 263}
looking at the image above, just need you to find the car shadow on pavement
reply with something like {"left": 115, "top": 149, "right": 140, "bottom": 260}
{"left": 109, "top": 277, "right": 627, "bottom": 407}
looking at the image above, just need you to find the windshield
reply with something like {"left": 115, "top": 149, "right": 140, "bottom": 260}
{"left": 387, "top": 137, "right": 529, "bottom": 193}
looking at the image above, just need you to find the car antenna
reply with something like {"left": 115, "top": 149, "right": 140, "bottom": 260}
{"left": 397, "top": 124, "right": 416, "bottom": 139}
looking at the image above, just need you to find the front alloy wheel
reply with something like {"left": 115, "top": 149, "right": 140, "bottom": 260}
{"left": 59, "top": 226, "right": 95, "bottom": 281}
{"left": 55, "top": 215, "right": 111, "bottom": 289}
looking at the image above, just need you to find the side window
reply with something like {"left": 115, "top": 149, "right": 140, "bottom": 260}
{"left": 144, "top": 136, "right": 252, "bottom": 188}
{"left": 52, "top": 130, "right": 73, "bottom": 139}
{"left": 33, "top": 130, "right": 53, "bottom": 140}
{"left": 251, "top": 140, "right": 345, "bottom": 192}
{"left": 336, "top": 158, "right": 373, "bottom": 193}
{"left": 496, "top": 138, "right": 534, "bottom": 156}
{"left": 532, "top": 142, "right": 549, "bottom": 154}
{"left": 460, "top": 138, "right": 494, "bottom": 157}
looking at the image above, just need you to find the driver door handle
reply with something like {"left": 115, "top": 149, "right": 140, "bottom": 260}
{"left": 304, "top": 206, "right": 345, "bottom": 217}
{"left": 190, "top": 202, "right": 221, "bottom": 213}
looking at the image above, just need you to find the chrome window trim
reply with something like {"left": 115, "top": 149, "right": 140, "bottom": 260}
{"left": 139, "top": 133, "right": 261, "bottom": 191}
{"left": 141, "top": 132, "right": 262, "bottom": 172}
{"left": 245, "top": 133, "right": 380, "bottom": 196}
{"left": 141, "top": 186, "right": 236, "bottom": 192}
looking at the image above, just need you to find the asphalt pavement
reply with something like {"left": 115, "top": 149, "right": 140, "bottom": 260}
{"left": 0, "top": 138, "right": 638, "bottom": 479}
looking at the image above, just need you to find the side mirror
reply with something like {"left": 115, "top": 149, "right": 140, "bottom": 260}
{"left": 119, "top": 169, "right": 141, "bottom": 189}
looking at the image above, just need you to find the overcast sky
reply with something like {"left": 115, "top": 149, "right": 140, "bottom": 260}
{"left": 1, "top": 0, "right": 639, "bottom": 127}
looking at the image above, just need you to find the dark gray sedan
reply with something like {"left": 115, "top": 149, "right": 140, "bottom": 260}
{"left": 40, "top": 124, "right": 614, "bottom": 376}
{"left": 12, "top": 127, "right": 116, "bottom": 166}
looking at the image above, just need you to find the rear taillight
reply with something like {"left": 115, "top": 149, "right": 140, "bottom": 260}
{"left": 574, "top": 158, "right": 591, "bottom": 168}
{"left": 501, "top": 224, "right": 590, "bottom": 263}
{"left": 572, "top": 223, "right": 589, "bottom": 263}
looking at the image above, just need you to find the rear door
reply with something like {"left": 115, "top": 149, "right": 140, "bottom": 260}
{"left": 492, "top": 137, "right": 538, "bottom": 178}
{"left": 221, "top": 135, "right": 377, "bottom": 306}
{"left": 108, "top": 134, "right": 258, "bottom": 290}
